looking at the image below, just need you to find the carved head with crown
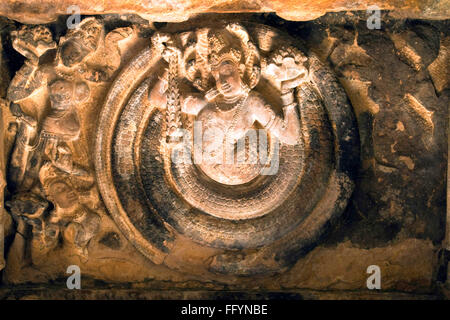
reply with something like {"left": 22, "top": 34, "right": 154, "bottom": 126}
{"left": 205, "top": 24, "right": 260, "bottom": 102}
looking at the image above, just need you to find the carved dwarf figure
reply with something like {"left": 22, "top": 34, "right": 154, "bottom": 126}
{"left": 5, "top": 161, "right": 100, "bottom": 264}
{"left": 39, "top": 162, "right": 100, "bottom": 260}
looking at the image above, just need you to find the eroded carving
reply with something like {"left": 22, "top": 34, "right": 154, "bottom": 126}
{"left": 3, "top": 18, "right": 358, "bottom": 277}
{"left": 4, "top": 18, "right": 130, "bottom": 265}
{"left": 39, "top": 162, "right": 100, "bottom": 259}
{"left": 0, "top": 12, "right": 446, "bottom": 295}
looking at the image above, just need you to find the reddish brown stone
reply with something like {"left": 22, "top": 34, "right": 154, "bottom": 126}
{"left": 0, "top": 0, "right": 448, "bottom": 24}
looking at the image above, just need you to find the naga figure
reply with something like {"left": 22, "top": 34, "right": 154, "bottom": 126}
{"left": 4, "top": 18, "right": 127, "bottom": 261}
{"left": 94, "top": 21, "right": 358, "bottom": 275}
{"left": 148, "top": 24, "right": 308, "bottom": 185}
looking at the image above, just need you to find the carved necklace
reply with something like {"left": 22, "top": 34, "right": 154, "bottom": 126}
{"left": 215, "top": 92, "right": 248, "bottom": 145}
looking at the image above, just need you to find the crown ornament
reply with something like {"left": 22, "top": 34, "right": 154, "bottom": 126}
{"left": 209, "top": 48, "right": 242, "bottom": 68}
{"left": 208, "top": 33, "right": 242, "bottom": 67}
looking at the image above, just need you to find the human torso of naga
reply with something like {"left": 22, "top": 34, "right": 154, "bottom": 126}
{"left": 148, "top": 72, "right": 302, "bottom": 185}
{"left": 148, "top": 63, "right": 302, "bottom": 147}
{"left": 147, "top": 25, "right": 308, "bottom": 184}
{"left": 196, "top": 92, "right": 298, "bottom": 145}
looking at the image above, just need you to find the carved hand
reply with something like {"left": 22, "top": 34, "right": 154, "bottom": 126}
{"left": 11, "top": 26, "right": 56, "bottom": 64}
{"left": 266, "top": 48, "right": 308, "bottom": 91}
{"left": 281, "top": 73, "right": 307, "bottom": 92}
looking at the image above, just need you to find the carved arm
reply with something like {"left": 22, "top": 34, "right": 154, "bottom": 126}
{"left": 147, "top": 70, "right": 207, "bottom": 116}
{"left": 251, "top": 93, "right": 301, "bottom": 146}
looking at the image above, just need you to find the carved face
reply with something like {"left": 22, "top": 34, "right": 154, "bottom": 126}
{"left": 48, "top": 181, "right": 78, "bottom": 209}
{"left": 213, "top": 59, "right": 243, "bottom": 100}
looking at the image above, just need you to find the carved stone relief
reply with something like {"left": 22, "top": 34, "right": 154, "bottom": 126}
{"left": 0, "top": 12, "right": 447, "bottom": 297}
{"left": 3, "top": 18, "right": 132, "bottom": 279}
{"left": 0, "top": 33, "right": 7, "bottom": 272}
{"left": 0, "top": 17, "right": 359, "bottom": 278}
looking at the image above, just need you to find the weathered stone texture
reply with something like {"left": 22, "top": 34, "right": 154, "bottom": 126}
{"left": 280, "top": 239, "right": 436, "bottom": 293}
{"left": 0, "top": 24, "right": 10, "bottom": 271}
{"left": 0, "top": 0, "right": 448, "bottom": 24}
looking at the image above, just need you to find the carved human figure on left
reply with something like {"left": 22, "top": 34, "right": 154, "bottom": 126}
{"left": 4, "top": 18, "right": 129, "bottom": 265}
{"left": 7, "top": 18, "right": 132, "bottom": 192}
{"left": 7, "top": 24, "right": 91, "bottom": 192}
{"left": 5, "top": 162, "right": 100, "bottom": 266}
